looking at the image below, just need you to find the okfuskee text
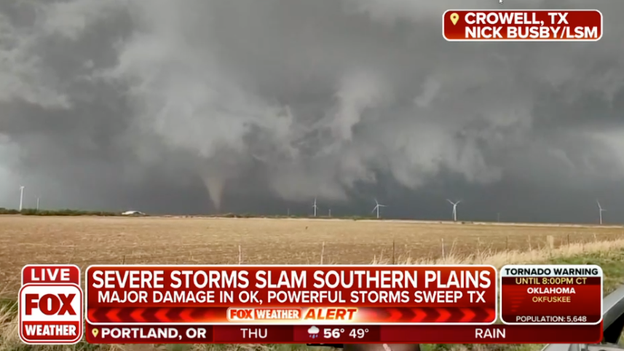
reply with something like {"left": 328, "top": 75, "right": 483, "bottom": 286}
{"left": 86, "top": 266, "right": 497, "bottom": 307}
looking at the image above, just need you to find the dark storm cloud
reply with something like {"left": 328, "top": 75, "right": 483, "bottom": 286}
{"left": 1, "top": 0, "right": 624, "bottom": 223}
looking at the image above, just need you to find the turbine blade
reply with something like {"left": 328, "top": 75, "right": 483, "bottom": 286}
{"left": 446, "top": 199, "right": 453, "bottom": 204}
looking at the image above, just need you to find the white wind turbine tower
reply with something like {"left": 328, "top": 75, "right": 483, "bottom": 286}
{"left": 447, "top": 199, "right": 462, "bottom": 222}
{"left": 371, "top": 199, "right": 386, "bottom": 219}
{"left": 312, "top": 198, "right": 319, "bottom": 217}
{"left": 596, "top": 200, "right": 606, "bottom": 225}
{"left": 19, "top": 186, "right": 25, "bottom": 211}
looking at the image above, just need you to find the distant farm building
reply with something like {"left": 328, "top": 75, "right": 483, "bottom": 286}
{"left": 121, "top": 210, "right": 146, "bottom": 216}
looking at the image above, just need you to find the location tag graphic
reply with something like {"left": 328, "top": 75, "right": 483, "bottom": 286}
{"left": 450, "top": 13, "right": 459, "bottom": 25}
{"left": 92, "top": 328, "right": 99, "bottom": 338}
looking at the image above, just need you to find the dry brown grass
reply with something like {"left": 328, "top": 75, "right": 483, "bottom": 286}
{"left": 2, "top": 215, "right": 624, "bottom": 298}
{"left": 2, "top": 238, "right": 624, "bottom": 351}
{"left": 2, "top": 214, "right": 624, "bottom": 351}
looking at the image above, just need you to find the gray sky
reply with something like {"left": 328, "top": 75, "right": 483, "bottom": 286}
{"left": 1, "top": 0, "right": 623, "bottom": 223}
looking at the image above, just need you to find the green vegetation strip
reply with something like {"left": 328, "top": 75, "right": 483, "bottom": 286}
{"left": 0, "top": 208, "right": 120, "bottom": 216}
{"left": 2, "top": 249, "right": 623, "bottom": 351}
{"left": 0, "top": 208, "right": 459, "bottom": 220}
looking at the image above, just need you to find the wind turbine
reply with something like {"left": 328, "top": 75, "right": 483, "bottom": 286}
{"left": 312, "top": 198, "right": 319, "bottom": 217}
{"left": 447, "top": 199, "right": 462, "bottom": 222}
{"left": 371, "top": 199, "right": 386, "bottom": 219}
{"left": 19, "top": 186, "right": 25, "bottom": 211}
{"left": 596, "top": 200, "right": 606, "bottom": 225}
{"left": 35, "top": 195, "right": 40, "bottom": 210}
{"left": 328, "top": 208, "right": 331, "bottom": 217}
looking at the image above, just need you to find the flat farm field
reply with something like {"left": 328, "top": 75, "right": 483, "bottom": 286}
{"left": 1, "top": 215, "right": 622, "bottom": 298}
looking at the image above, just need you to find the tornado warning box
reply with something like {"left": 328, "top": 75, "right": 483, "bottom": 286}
{"left": 500, "top": 264, "right": 602, "bottom": 325}
{"left": 19, "top": 264, "right": 84, "bottom": 344}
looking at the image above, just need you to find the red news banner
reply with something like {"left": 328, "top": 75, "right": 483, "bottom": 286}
{"left": 82, "top": 265, "right": 603, "bottom": 344}
{"left": 85, "top": 265, "right": 500, "bottom": 343}
{"left": 16, "top": 264, "right": 603, "bottom": 344}
{"left": 443, "top": 10, "right": 603, "bottom": 41}
{"left": 500, "top": 264, "right": 603, "bottom": 325}
{"left": 86, "top": 265, "right": 497, "bottom": 325}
